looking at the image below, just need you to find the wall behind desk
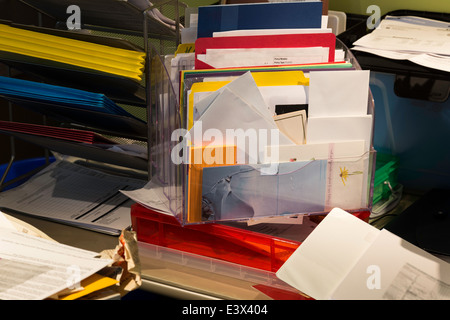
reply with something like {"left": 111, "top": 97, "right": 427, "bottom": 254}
{"left": 329, "top": 0, "right": 450, "bottom": 15}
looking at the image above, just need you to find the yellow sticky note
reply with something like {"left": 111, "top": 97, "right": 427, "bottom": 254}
{"left": 175, "top": 43, "right": 195, "bottom": 56}
{"left": 251, "top": 70, "right": 309, "bottom": 86}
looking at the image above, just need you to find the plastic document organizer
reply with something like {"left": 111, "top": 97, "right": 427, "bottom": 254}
{"left": 147, "top": 38, "right": 376, "bottom": 226}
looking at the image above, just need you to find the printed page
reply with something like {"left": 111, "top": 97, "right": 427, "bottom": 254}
{"left": 353, "top": 18, "right": 450, "bottom": 55}
{"left": 275, "top": 208, "right": 379, "bottom": 300}
{"left": 0, "top": 228, "right": 111, "bottom": 300}
{"left": 331, "top": 229, "right": 450, "bottom": 300}
{"left": 0, "top": 160, "right": 146, "bottom": 235}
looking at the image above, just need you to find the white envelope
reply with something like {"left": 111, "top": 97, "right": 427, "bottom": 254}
{"left": 194, "top": 72, "right": 273, "bottom": 123}
{"left": 188, "top": 87, "right": 295, "bottom": 164}
{"left": 212, "top": 28, "right": 333, "bottom": 37}
{"left": 306, "top": 115, "right": 373, "bottom": 152}
{"left": 308, "top": 70, "right": 370, "bottom": 118}
{"left": 201, "top": 47, "right": 329, "bottom": 69}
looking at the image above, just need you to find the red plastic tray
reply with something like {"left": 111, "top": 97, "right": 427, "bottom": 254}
{"left": 131, "top": 203, "right": 370, "bottom": 272}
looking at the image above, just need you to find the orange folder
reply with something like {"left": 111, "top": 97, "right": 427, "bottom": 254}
{"left": 187, "top": 145, "right": 237, "bottom": 223}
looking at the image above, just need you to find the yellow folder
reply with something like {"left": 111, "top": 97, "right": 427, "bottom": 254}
{"left": 186, "top": 70, "right": 309, "bottom": 129}
{"left": 58, "top": 274, "right": 118, "bottom": 300}
{"left": 0, "top": 24, "right": 146, "bottom": 81}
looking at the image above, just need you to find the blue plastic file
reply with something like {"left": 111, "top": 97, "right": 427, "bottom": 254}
{"left": 0, "top": 76, "right": 137, "bottom": 118}
{"left": 197, "top": 1, "right": 323, "bottom": 38}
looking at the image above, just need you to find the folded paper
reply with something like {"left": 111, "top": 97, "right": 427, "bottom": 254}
{"left": 276, "top": 208, "right": 450, "bottom": 300}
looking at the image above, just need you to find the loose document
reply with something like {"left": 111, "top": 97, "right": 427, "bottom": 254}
{"left": 276, "top": 208, "right": 450, "bottom": 300}
{"left": 0, "top": 213, "right": 112, "bottom": 300}
{"left": 352, "top": 16, "right": 450, "bottom": 73}
{"left": 0, "top": 160, "right": 146, "bottom": 235}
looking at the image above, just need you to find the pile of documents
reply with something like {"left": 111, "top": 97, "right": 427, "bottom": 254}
{"left": 125, "top": 1, "right": 375, "bottom": 225}
{"left": 352, "top": 15, "right": 450, "bottom": 73}
{"left": 0, "top": 24, "right": 146, "bottom": 80}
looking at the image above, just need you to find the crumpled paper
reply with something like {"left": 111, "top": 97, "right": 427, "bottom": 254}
{"left": 98, "top": 229, "right": 142, "bottom": 297}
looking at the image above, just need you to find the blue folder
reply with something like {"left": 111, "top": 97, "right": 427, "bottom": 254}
{"left": 0, "top": 76, "right": 138, "bottom": 118}
{"left": 197, "top": 1, "right": 323, "bottom": 38}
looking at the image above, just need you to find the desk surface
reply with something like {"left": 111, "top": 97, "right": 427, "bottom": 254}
{"left": 6, "top": 211, "right": 279, "bottom": 300}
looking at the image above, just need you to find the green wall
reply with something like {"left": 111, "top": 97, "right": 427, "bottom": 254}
{"left": 182, "top": 0, "right": 219, "bottom": 7}
{"left": 329, "top": 0, "right": 450, "bottom": 15}
{"left": 182, "top": 0, "right": 450, "bottom": 14}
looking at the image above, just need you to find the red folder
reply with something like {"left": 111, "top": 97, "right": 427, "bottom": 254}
{"left": 195, "top": 33, "right": 336, "bottom": 69}
{"left": 0, "top": 120, "right": 115, "bottom": 144}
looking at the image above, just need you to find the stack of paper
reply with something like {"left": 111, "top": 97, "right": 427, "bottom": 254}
{"left": 352, "top": 16, "right": 450, "bottom": 73}
{"left": 195, "top": 33, "right": 336, "bottom": 69}
{"left": 180, "top": 63, "right": 353, "bottom": 126}
{"left": 194, "top": 1, "right": 338, "bottom": 69}
{"left": 0, "top": 24, "right": 146, "bottom": 80}
{"left": 188, "top": 72, "right": 295, "bottom": 159}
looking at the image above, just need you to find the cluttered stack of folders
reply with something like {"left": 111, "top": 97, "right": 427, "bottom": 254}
{"left": 145, "top": 1, "right": 376, "bottom": 226}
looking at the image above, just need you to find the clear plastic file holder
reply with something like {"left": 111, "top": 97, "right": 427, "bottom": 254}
{"left": 148, "top": 39, "right": 376, "bottom": 225}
